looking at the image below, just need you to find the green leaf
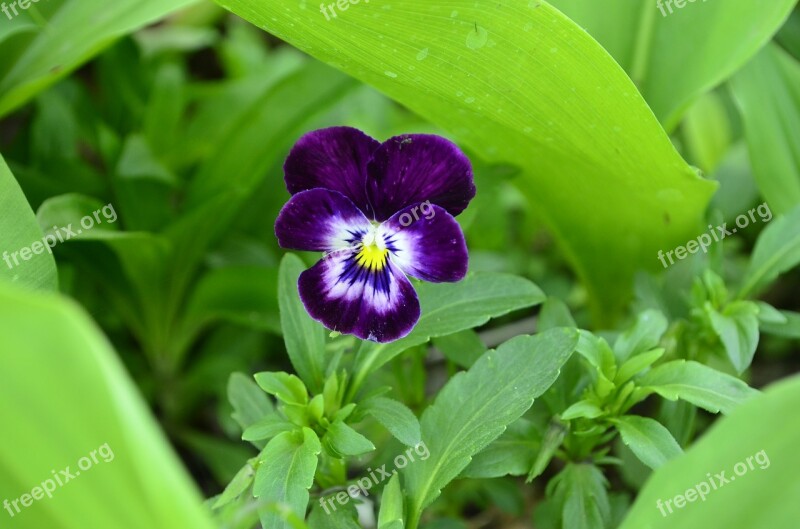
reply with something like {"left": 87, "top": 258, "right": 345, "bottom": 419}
{"left": 463, "top": 418, "right": 540, "bottom": 479}
{"left": 615, "top": 348, "right": 665, "bottom": 385}
{"left": 709, "top": 143, "right": 761, "bottom": 225}
{"left": 538, "top": 297, "right": 577, "bottom": 331}
{"left": 731, "top": 44, "right": 800, "bottom": 215}
{"left": 323, "top": 420, "right": 375, "bottom": 458}
{"left": 254, "top": 428, "right": 321, "bottom": 527}
{"left": 528, "top": 418, "right": 569, "bottom": 482}
{"left": 214, "top": 0, "right": 717, "bottom": 319}
{"left": 561, "top": 401, "right": 605, "bottom": 421}
{"left": 756, "top": 301, "right": 788, "bottom": 325}
{"left": 613, "top": 415, "right": 683, "bottom": 470}
{"left": 307, "top": 500, "right": 361, "bottom": 529}
{"left": 404, "top": 329, "right": 578, "bottom": 526}
{"left": 760, "top": 310, "right": 800, "bottom": 339}
{"left": 550, "top": 0, "right": 796, "bottom": 128}
{"left": 35, "top": 194, "right": 170, "bottom": 349}
{"left": 350, "top": 272, "right": 545, "bottom": 398}
{"left": 614, "top": 309, "right": 668, "bottom": 362}
{"left": 229, "top": 372, "right": 275, "bottom": 442}
{"left": 0, "top": 282, "right": 214, "bottom": 529}
{"left": 0, "top": 0, "right": 200, "bottom": 116}
{"left": 182, "top": 265, "right": 281, "bottom": 339}
{"left": 637, "top": 360, "right": 758, "bottom": 414}
{"left": 36, "top": 194, "right": 118, "bottom": 236}
{"left": 279, "top": 254, "right": 327, "bottom": 393}
{"left": 777, "top": 8, "right": 800, "bottom": 59}
{"left": 432, "top": 329, "right": 486, "bottom": 369}
{"left": 242, "top": 417, "right": 296, "bottom": 442}
{"left": 212, "top": 461, "right": 255, "bottom": 509}
{"left": 116, "top": 134, "right": 178, "bottom": 185}
{"left": 551, "top": 463, "right": 610, "bottom": 529}
{"left": 254, "top": 372, "right": 309, "bottom": 405}
{"left": 738, "top": 204, "right": 800, "bottom": 298}
{"left": 706, "top": 301, "right": 761, "bottom": 373}
{"left": 178, "top": 431, "right": 255, "bottom": 486}
{"left": 357, "top": 397, "right": 422, "bottom": 447}
{"left": 682, "top": 91, "right": 732, "bottom": 174}
{"left": 576, "top": 331, "right": 617, "bottom": 383}
{"left": 0, "top": 153, "right": 57, "bottom": 291}
{"left": 185, "top": 60, "right": 355, "bottom": 208}
{"left": 619, "top": 375, "right": 800, "bottom": 529}
{"left": 410, "top": 273, "right": 545, "bottom": 339}
{"left": 377, "top": 474, "right": 405, "bottom": 529}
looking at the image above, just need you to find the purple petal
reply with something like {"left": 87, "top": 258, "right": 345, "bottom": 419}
{"left": 298, "top": 249, "right": 420, "bottom": 342}
{"left": 381, "top": 203, "right": 468, "bottom": 282}
{"left": 366, "top": 134, "right": 476, "bottom": 221}
{"left": 275, "top": 189, "right": 372, "bottom": 251}
{"left": 284, "top": 127, "right": 380, "bottom": 217}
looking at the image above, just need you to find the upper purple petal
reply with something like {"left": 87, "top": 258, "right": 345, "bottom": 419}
{"left": 381, "top": 203, "right": 469, "bottom": 282}
{"left": 298, "top": 249, "right": 421, "bottom": 342}
{"left": 366, "top": 134, "right": 476, "bottom": 221}
{"left": 284, "top": 127, "right": 380, "bottom": 217}
{"left": 275, "top": 189, "right": 372, "bottom": 252}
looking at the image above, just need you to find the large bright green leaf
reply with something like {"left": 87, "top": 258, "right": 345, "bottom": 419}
{"left": 0, "top": 154, "right": 57, "bottom": 291}
{"left": 0, "top": 282, "right": 214, "bottom": 529}
{"left": 550, "top": 0, "right": 796, "bottom": 128}
{"left": 0, "top": 0, "right": 199, "bottom": 116}
{"left": 403, "top": 329, "right": 578, "bottom": 528}
{"left": 731, "top": 44, "right": 800, "bottom": 216}
{"left": 214, "top": 0, "right": 717, "bottom": 319}
{"left": 620, "top": 374, "right": 800, "bottom": 529}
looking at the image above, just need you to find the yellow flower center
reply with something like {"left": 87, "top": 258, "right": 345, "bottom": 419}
{"left": 355, "top": 229, "right": 389, "bottom": 271}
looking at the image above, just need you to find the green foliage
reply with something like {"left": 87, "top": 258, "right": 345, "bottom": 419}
{"left": 3, "top": 3, "right": 800, "bottom": 529}
{"left": 738, "top": 204, "right": 800, "bottom": 298}
{"left": 731, "top": 44, "right": 800, "bottom": 215}
{"left": 0, "top": 0, "right": 200, "bottom": 116}
{"left": 404, "top": 329, "right": 579, "bottom": 527}
{"left": 349, "top": 272, "right": 546, "bottom": 398}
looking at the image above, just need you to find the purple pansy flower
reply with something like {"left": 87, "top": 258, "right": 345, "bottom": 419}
{"left": 274, "top": 127, "right": 476, "bottom": 343}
